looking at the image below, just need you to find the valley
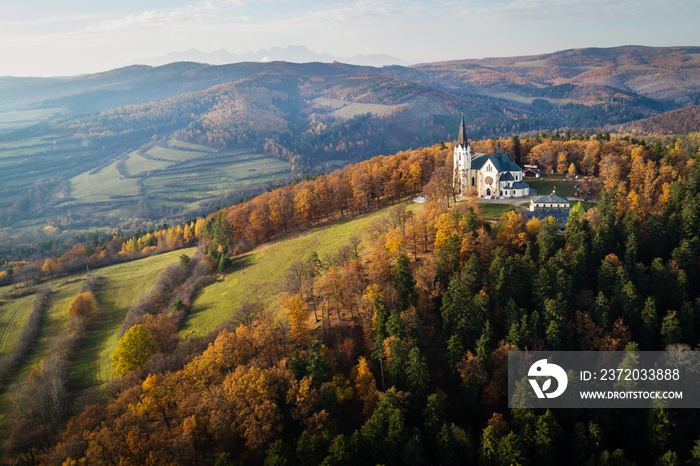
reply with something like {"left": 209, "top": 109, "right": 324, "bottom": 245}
{"left": 1, "top": 46, "right": 700, "bottom": 253}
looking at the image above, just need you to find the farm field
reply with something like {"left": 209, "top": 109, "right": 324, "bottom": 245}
{"left": 146, "top": 144, "right": 209, "bottom": 162}
{"left": 0, "top": 248, "right": 197, "bottom": 388}
{"left": 0, "top": 138, "right": 295, "bottom": 244}
{"left": 123, "top": 150, "right": 174, "bottom": 176}
{"left": 0, "top": 278, "right": 84, "bottom": 440}
{"left": 0, "top": 108, "right": 63, "bottom": 131}
{"left": 0, "top": 137, "right": 95, "bottom": 188}
{"left": 487, "top": 92, "right": 572, "bottom": 107}
{"left": 70, "top": 159, "right": 141, "bottom": 202}
{"left": 0, "top": 137, "right": 59, "bottom": 161}
{"left": 141, "top": 149, "right": 292, "bottom": 204}
{"left": 311, "top": 97, "right": 396, "bottom": 118}
{"left": 0, "top": 247, "right": 198, "bottom": 439}
{"left": 166, "top": 138, "right": 218, "bottom": 152}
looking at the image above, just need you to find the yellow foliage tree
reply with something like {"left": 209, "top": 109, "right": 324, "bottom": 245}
{"left": 294, "top": 187, "right": 315, "bottom": 228}
{"left": 111, "top": 324, "right": 157, "bottom": 376}
{"left": 135, "top": 373, "right": 179, "bottom": 428}
{"left": 353, "top": 356, "right": 378, "bottom": 418}
{"left": 557, "top": 151, "right": 569, "bottom": 174}
{"left": 194, "top": 218, "right": 206, "bottom": 239}
{"left": 433, "top": 212, "right": 460, "bottom": 248}
{"left": 494, "top": 211, "right": 528, "bottom": 253}
{"left": 284, "top": 294, "right": 309, "bottom": 346}
{"left": 525, "top": 217, "right": 543, "bottom": 238}
{"left": 384, "top": 229, "right": 406, "bottom": 258}
{"left": 183, "top": 223, "right": 194, "bottom": 244}
{"left": 68, "top": 292, "right": 98, "bottom": 319}
{"left": 222, "top": 365, "right": 282, "bottom": 452}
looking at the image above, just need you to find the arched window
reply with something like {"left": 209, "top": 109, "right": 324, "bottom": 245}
{"left": 471, "top": 176, "right": 475, "bottom": 187}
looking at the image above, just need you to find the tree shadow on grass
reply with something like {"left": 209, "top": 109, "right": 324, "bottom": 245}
{"left": 225, "top": 254, "right": 254, "bottom": 274}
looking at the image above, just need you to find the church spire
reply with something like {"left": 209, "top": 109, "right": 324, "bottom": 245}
{"left": 457, "top": 113, "right": 468, "bottom": 148}
{"left": 496, "top": 138, "right": 501, "bottom": 155}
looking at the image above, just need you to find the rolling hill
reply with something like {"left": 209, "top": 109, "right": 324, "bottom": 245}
{"left": 1, "top": 46, "right": 699, "bottom": 250}
{"left": 613, "top": 104, "right": 700, "bottom": 134}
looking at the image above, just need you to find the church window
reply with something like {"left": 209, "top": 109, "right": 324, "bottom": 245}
{"left": 471, "top": 176, "right": 475, "bottom": 187}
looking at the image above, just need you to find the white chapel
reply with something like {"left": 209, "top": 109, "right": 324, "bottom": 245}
{"left": 453, "top": 115, "right": 529, "bottom": 198}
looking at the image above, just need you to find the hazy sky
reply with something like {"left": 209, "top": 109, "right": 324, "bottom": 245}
{"left": 1, "top": 0, "right": 699, "bottom": 77}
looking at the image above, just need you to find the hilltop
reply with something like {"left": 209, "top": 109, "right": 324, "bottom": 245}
{"left": 1, "top": 45, "right": 700, "bottom": 250}
{"left": 0, "top": 129, "right": 698, "bottom": 463}
{"left": 613, "top": 104, "right": 700, "bottom": 134}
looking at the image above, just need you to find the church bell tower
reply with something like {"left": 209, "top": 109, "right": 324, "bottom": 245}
{"left": 453, "top": 113, "right": 471, "bottom": 193}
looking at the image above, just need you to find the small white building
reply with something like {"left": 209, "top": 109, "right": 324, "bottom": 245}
{"left": 529, "top": 194, "right": 570, "bottom": 210}
{"left": 525, "top": 194, "right": 571, "bottom": 233}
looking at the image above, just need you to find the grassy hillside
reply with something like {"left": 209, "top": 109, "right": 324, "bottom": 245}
{"left": 183, "top": 202, "right": 420, "bottom": 337}
{"left": 0, "top": 109, "right": 63, "bottom": 132}
{"left": 0, "top": 248, "right": 197, "bottom": 391}
{"left": 72, "top": 247, "right": 197, "bottom": 388}
{"left": 0, "top": 200, "right": 422, "bottom": 441}
{"left": 0, "top": 136, "right": 293, "bottom": 246}
{"left": 0, "top": 291, "right": 36, "bottom": 360}
{"left": 0, "top": 278, "right": 84, "bottom": 441}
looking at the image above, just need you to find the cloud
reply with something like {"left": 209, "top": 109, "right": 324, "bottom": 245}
{"left": 0, "top": 13, "right": 107, "bottom": 29}
{"left": 455, "top": 0, "right": 700, "bottom": 27}
{"left": 1, "top": 0, "right": 698, "bottom": 76}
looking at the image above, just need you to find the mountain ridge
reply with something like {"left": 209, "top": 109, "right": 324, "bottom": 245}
{"left": 126, "top": 45, "right": 411, "bottom": 69}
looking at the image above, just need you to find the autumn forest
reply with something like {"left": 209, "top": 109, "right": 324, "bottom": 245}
{"left": 1, "top": 45, "right": 700, "bottom": 466}
{"left": 0, "top": 129, "right": 698, "bottom": 465}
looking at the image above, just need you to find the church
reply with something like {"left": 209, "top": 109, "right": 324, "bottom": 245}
{"left": 453, "top": 115, "right": 529, "bottom": 198}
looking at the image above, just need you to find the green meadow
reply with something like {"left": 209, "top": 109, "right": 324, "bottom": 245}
{"left": 0, "top": 248, "right": 197, "bottom": 398}
{"left": 70, "top": 160, "right": 141, "bottom": 202}
{"left": 481, "top": 203, "right": 519, "bottom": 219}
{"left": 526, "top": 176, "right": 578, "bottom": 197}
{"left": 73, "top": 247, "right": 197, "bottom": 388}
{"left": 0, "top": 291, "right": 36, "bottom": 360}
{"left": 123, "top": 151, "right": 174, "bottom": 176}
{"left": 311, "top": 97, "right": 396, "bottom": 118}
{"left": 1, "top": 136, "right": 294, "bottom": 242}
{"left": 146, "top": 145, "right": 209, "bottom": 162}
{"left": 0, "top": 108, "right": 63, "bottom": 131}
{"left": 183, "top": 202, "right": 420, "bottom": 337}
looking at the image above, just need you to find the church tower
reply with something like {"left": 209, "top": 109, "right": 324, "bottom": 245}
{"left": 453, "top": 113, "right": 471, "bottom": 193}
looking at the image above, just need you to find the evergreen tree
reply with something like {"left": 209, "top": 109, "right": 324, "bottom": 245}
{"left": 436, "top": 235, "right": 461, "bottom": 289}
{"left": 308, "top": 341, "right": 330, "bottom": 386}
{"left": 641, "top": 297, "right": 659, "bottom": 349}
{"left": 536, "top": 217, "right": 559, "bottom": 263}
{"left": 511, "top": 135, "right": 522, "bottom": 166}
{"left": 660, "top": 310, "right": 682, "bottom": 346}
{"left": 393, "top": 254, "right": 416, "bottom": 312}
{"left": 405, "top": 347, "right": 429, "bottom": 401}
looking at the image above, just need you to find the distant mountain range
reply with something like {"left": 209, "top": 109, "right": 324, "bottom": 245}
{"left": 1, "top": 45, "right": 700, "bottom": 245}
{"left": 127, "top": 45, "right": 410, "bottom": 68}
